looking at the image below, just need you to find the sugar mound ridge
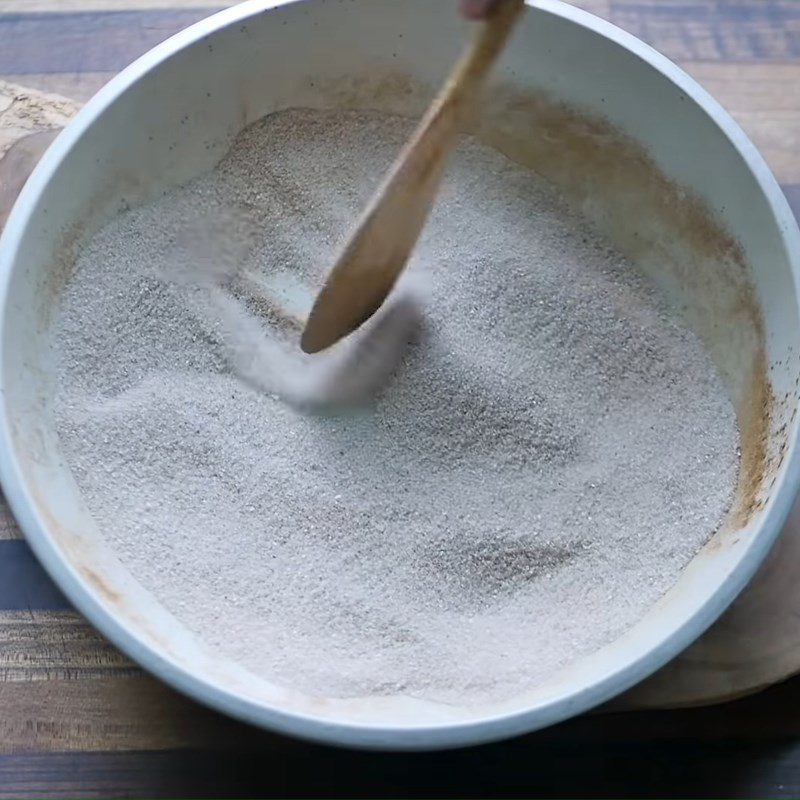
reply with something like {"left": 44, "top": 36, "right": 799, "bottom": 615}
{"left": 53, "top": 108, "right": 739, "bottom": 704}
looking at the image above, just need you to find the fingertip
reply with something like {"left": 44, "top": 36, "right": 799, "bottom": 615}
{"left": 459, "top": 0, "right": 493, "bottom": 20}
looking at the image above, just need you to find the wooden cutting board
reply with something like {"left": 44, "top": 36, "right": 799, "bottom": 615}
{"left": 1, "top": 79, "right": 799, "bottom": 753}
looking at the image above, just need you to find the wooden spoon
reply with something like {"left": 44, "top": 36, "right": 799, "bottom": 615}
{"left": 300, "top": 0, "right": 525, "bottom": 353}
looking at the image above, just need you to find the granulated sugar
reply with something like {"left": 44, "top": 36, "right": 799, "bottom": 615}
{"left": 53, "top": 108, "right": 739, "bottom": 704}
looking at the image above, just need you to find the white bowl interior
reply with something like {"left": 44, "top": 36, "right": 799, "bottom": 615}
{"left": 1, "top": 0, "right": 799, "bottom": 744}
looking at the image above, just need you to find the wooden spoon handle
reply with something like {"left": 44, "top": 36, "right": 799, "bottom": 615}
{"left": 394, "top": 0, "right": 525, "bottom": 201}
{"left": 300, "top": 0, "right": 525, "bottom": 353}
{"left": 445, "top": 0, "right": 526, "bottom": 115}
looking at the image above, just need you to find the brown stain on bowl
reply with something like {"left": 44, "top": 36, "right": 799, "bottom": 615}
{"left": 472, "top": 85, "right": 774, "bottom": 535}
{"left": 24, "top": 478, "right": 122, "bottom": 606}
{"left": 79, "top": 564, "right": 123, "bottom": 605}
{"left": 728, "top": 347, "right": 772, "bottom": 530}
{"left": 23, "top": 470, "right": 187, "bottom": 661}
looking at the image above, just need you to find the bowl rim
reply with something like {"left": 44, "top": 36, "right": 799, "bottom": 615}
{"left": 1, "top": 0, "right": 799, "bottom": 751}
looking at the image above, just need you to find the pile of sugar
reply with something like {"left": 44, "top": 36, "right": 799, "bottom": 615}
{"left": 54, "top": 108, "right": 739, "bottom": 704}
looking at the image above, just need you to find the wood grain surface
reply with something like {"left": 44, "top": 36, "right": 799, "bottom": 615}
{"left": 1, "top": 1, "right": 800, "bottom": 797}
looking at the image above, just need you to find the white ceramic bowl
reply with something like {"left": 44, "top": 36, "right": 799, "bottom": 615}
{"left": 1, "top": 0, "right": 799, "bottom": 750}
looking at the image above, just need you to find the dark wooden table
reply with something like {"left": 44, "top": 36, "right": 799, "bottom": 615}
{"left": 1, "top": 1, "right": 800, "bottom": 796}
